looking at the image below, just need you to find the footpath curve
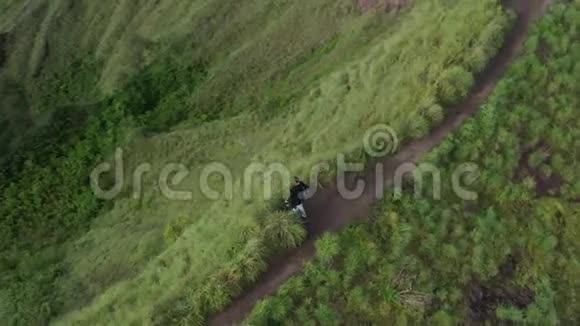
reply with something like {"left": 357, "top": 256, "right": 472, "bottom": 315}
{"left": 210, "top": 1, "right": 551, "bottom": 324}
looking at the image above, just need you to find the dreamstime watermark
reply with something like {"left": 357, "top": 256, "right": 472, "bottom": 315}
{"left": 90, "top": 124, "right": 480, "bottom": 202}
{"left": 364, "top": 124, "right": 399, "bottom": 157}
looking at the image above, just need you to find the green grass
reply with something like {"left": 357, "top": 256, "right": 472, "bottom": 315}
{"left": 260, "top": 0, "right": 510, "bottom": 169}
{"left": 55, "top": 2, "right": 509, "bottom": 325}
{"left": 0, "top": 0, "right": 511, "bottom": 324}
{"left": 245, "top": 3, "right": 580, "bottom": 324}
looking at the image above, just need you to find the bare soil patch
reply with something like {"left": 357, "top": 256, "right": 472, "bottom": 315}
{"left": 466, "top": 255, "right": 535, "bottom": 324}
{"left": 0, "top": 33, "right": 8, "bottom": 69}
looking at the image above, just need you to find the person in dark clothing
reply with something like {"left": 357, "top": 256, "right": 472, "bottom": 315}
{"left": 287, "top": 177, "right": 309, "bottom": 218}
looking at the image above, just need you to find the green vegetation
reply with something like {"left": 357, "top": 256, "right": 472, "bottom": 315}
{"left": 0, "top": 54, "right": 208, "bottom": 324}
{"left": 245, "top": 3, "right": 580, "bottom": 324}
{"left": 0, "top": 55, "right": 206, "bottom": 248}
{"left": 0, "top": 0, "right": 514, "bottom": 324}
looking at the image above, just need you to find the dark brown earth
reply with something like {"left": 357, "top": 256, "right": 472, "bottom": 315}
{"left": 209, "top": 0, "right": 551, "bottom": 324}
{"left": 0, "top": 33, "right": 7, "bottom": 69}
{"left": 466, "top": 255, "right": 535, "bottom": 324}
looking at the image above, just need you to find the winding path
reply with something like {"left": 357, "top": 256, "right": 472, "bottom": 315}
{"left": 209, "top": 0, "right": 551, "bottom": 324}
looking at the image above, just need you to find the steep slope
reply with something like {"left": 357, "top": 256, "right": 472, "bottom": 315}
{"left": 0, "top": 0, "right": 383, "bottom": 156}
{"left": 0, "top": 0, "right": 514, "bottom": 325}
{"left": 55, "top": 2, "right": 511, "bottom": 324}
{"left": 211, "top": 0, "right": 551, "bottom": 324}
{"left": 245, "top": 2, "right": 580, "bottom": 324}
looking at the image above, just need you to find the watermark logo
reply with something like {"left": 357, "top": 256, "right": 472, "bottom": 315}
{"left": 364, "top": 124, "right": 399, "bottom": 157}
{"left": 90, "top": 124, "right": 480, "bottom": 202}
{"left": 90, "top": 148, "right": 125, "bottom": 200}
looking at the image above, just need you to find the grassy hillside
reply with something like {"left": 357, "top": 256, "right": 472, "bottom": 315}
{"left": 0, "top": 0, "right": 512, "bottom": 325}
{"left": 246, "top": 2, "right": 580, "bottom": 324}
{"left": 0, "top": 0, "right": 385, "bottom": 154}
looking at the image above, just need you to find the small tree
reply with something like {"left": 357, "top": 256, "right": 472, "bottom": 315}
{"left": 316, "top": 233, "right": 340, "bottom": 265}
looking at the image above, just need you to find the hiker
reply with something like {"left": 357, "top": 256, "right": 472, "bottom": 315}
{"left": 287, "top": 176, "right": 310, "bottom": 219}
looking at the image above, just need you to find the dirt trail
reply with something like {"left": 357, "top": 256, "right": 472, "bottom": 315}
{"left": 209, "top": 1, "right": 550, "bottom": 324}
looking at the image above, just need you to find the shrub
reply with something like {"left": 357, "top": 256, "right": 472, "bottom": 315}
{"left": 437, "top": 66, "right": 474, "bottom": 104}
{"left": 425, "top": 104, "right": 444, "bottom": 124}
{"left": 314, "top": 304, "right": 339, "bottom": 326}
{"left": 261, "top": 212, "right": 307, "bottom": 249}
{"left": 316, "top": 233, "right": 340, "bottom": 265}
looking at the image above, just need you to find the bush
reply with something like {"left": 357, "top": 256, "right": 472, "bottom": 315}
{"left": 425, "top": 104, "right": 444, "bottom": 124}
{"left": 261, "top": 212, "right": 306, "bottom": 249}
{"left": 437, "top": 66, "right": 474, "bottom": 104}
